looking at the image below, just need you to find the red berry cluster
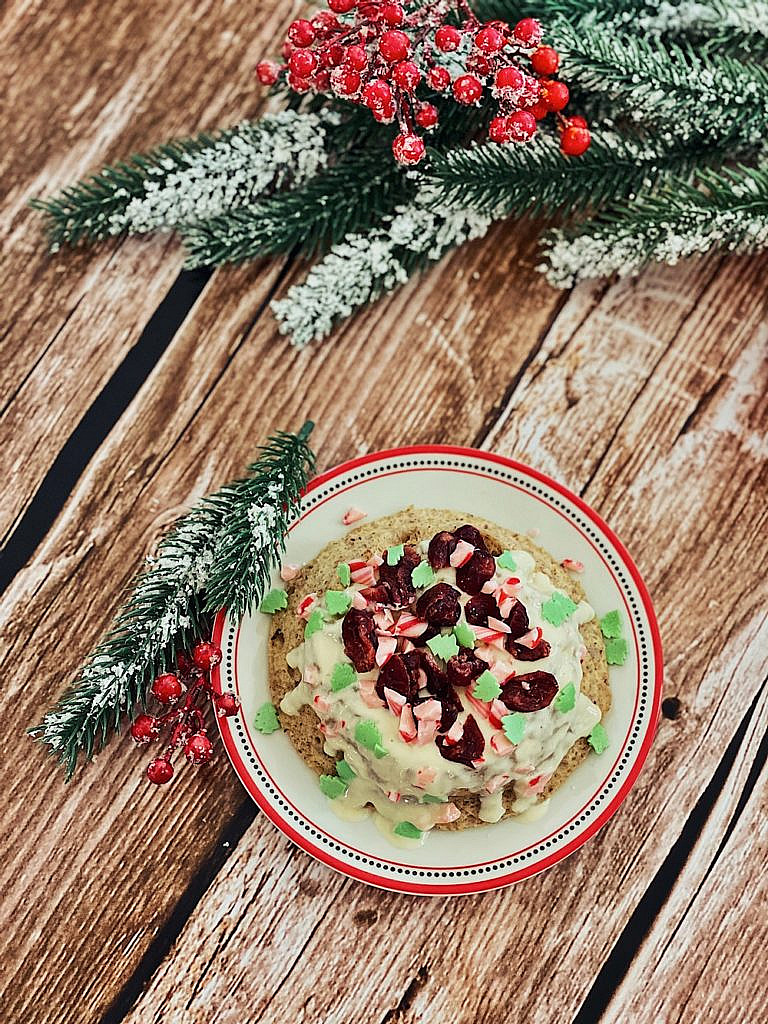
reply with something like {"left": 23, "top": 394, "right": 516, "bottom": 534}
{"left": 256, "top": 1, "right": 590, "bottom": 164}
{"left": 131, "top": 640, "right": 240, "bottom": 785}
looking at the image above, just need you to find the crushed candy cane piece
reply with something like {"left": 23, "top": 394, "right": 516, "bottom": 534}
{"left": 351, "top": 590, "right": 368, "bottom": 610}
{"left": 367, "top": 553, "right": 384, "bottom": 567}
{"left": 485, "top": 773, "right": 511, "bottom": 795}
{"left": 342, "top": 507, "right": 367, "bottom": 526}
{"left": 435, "top": 802, "right": 461, "bottom": 824}
{"left": 350, "top": 564, "right": 376, "bottom": 586}
{"left": 384, "top": 686, "right": 407, "bottom": 716}
{"left": 413, "top": 698, "right": 442, "bottom": 722}
{"left": 358, "top": 676, "right": 383, "bottom": 709}
{"left": 415, "top": 766, "right": 437, "bottom": 788}
{"left": 386, "top": 790, "right": 401, "bottom": 802}
{"left": 374, "top": 608, "right": 395, "bottom": 633}
{"left": 528, "top": 772, "right": 552, "bottom": 793}
{"left": 280, "top": 563, "right": 300, "bottom": 581}
{"left": 562, "top": 558, "right": 584, "bottom": 573}
{"left": 401, "top": 639, "right": 415, "bottom": 652}
{"left": 393, "top": 612, "right": 429, "bottom": 637}
{"left": 487, "top": 616, "right": 511, "bottom": 633}
{"left": 297, "top": 593, "right": 319, "bottom": 619}
{"left": 376, "top": 634, "right": 398, "bottom": 666}
{"left": 516, "top": 626, "right": 543, "bottom": 649}
{"left": 398, "top": 703, "right": 417, "bottom": 742}
{"left": 312, "top": 693, "right": 332, "bottom": 713}
{"left": 490, "top": 732, "right": 515, "bottom": 755}
{"left": 416, "top": 718, "right": 439, "bottom": 745}
{"left": 489, "top": 698, "right": 509, "bottom": 729}
{"left": 443, "top": 719, "right": 464, "bottom": 745}
{"left": 450, "top": 539, "right": 475, "bottom": 568}
{"left": 471, "top": 626, "right": 507, "bottom": 647}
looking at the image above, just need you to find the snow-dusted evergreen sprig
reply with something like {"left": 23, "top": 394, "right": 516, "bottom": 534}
{"left": 32, "top": 112, "right": 337, "bottom": 249}
{"left": 606, "top": 0, "right": 768, "bottom": 54}
{"left": 271, "top": 189, "right": 492, "bottom": 347}
{"left": 543, "top": 165, "right": 768, "bottom": 286}
{"left": 31, "top": 423, "right": 315, "bottom": 777}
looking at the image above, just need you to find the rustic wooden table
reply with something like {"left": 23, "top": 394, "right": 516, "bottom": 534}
{"left": 2, "top": 2, "right": 767, "bottom": 1023}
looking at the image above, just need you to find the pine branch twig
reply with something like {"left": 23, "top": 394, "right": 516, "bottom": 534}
{"left": 31, "top": 423, "right": 315, "bottom": 776}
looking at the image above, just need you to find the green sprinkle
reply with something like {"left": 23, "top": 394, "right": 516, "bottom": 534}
{"left": 373, "top": 743, "right": 389, "bottom": 759}
{"left": 600, "top": 610, "right": 622, "bottom": 639}
{"left": 497, "top": 550, "right": 517, "bottom": 570}
{"left": 605, "top": 636, "right": 628, "bottom": 665}
{"left": 502, "top": 712, "right": 525, "bottom": 744}
{"left": 541, "top": 591, "right": 578, "bottom": 626}
{"left": 453, "top": 621, "right": 476, "bottom": 649}
{"left": 421, "top": 794, "right": 446, "bottom": 804}
{"left": 412, "top": 560, "right": 436, "bottom": 588}
{"left": 588, "top": 722, "right": 609, "bottom": 754}
{"left": 253, "top": 701, "right": 281, "bottom": 734}
{"left": 393, "top": 821, "right": 422, "bottom": 839}
{"left": 355, "top": 720, "right": 383, "bottom": 751}
{"left": 336, "top": 563, "right": 351, "bottom": 587}
{"left": 427, "top": 633, "right": 460, "bottom": 661}
{"left": 336, "top": 758, "right": 356, "bottom": 783}
{"left": 304, "top": 609, "right": 324, "bottom": 639}
{"left": 555, "top": 682, "right": 576, "bottom": 714}
{"left": 319, "top": 775, "right": 348, "bottom": 799}
{"left": 472, "top": 669, "right": 502, "bottom": 702}
{"left": 259, "top": 588, "right": 288, "bottom": 614}
{"left": 386, "top": 543, "right": 405, "bottom": 566}
{"left": 330, "top": 662, "right": 357, "bottom": 692}
{"left": 325, "top": 589, "right": 351, "bottom": 615}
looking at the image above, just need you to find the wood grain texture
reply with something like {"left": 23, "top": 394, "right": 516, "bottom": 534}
{"left": 0, "top": 220, "right": 560, "bottom": 1024}
{"left": 0, "top": 0, "right": 299, "bottom": 543}
{"left": 116, "top": 252, "right": 768, "bottom": 1024}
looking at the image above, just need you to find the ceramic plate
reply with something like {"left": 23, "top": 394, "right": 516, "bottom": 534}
{"left": 212, "top": 445, "right": 662, "bottom": 895}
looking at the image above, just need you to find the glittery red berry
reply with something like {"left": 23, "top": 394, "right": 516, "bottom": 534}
{"left": 147, "top": 757, "right": 174, "bottom": 785}
{"left": 392, "top": 133, "right": 426, "bottom": 165}
{"left": 568, "top": 115, "right": 588, "bottom": 129}
{"left": 215, "top": 692, "right": 241, "bottom": 717}
{"left": 527, "top": 98, "right": 549, "bottom": 119}
{"left": 287, "top": 72, "right": 311, "bottom": 93}
{"left": 345, "top": 44, "right": 368, "bottom": 71}
{"left": 531, "top": 45, "right": 559, "bottom": 75}
{"left": 255, "top": 60, "right": 280, "bottom": 85}
{"left": 543, "top": 80, "right": 569, "bottom": 111}
{"left": 323, "top": 43, "right": 346, "bottom": 67}
{"left": 363, "top": 78, "right": 392, "bottom": 107}
{"left": 393, "top": 60, "right": 421, "bottom": 91}
{"left": 508, "top": 110, "right": 537, "bottom": 140}
{"left": 332, "top": 66, "right": 361, "bottom": 95}
{"left": 452, "top": 74, "right": 483, "bottom": 105}
{"left": 151, "top": 672, "right": 183, "bottom": 704}
{"left": 434, "top": 25, "right": 462, "bottom": 52}
{"left": 514, "top": 18, "right": 542, "bottom": 46}
{"left": 561, "top": 124, "right": 591, "bottom": 156}
{"left": 415, "top": 102, "right": 439, "bottom": 128}
{"left": 184, "top": 732, "right": 214, "bottom": 766}
{"left": 494, "top": 65, "right": 524, "bottom": 93}
{"left": 130, "top": 714, "right": 160, "bottom": 744}
{"left": 288, "top": 19, "right": 315, "bottom": 48}
{"left": 488, "top": 115, "right": 513, "bottom": 143}
{"left": 328, "top": 0, "right": 356, "bottom": 10}
{"left": 380, "top": 2, "right": 404, "bottom": 24}
{"left": 427, "top": 66, "right": 451, "bottom": 90}
{"left": 475, "top": 26, "right": 504, "bottom": 54}
{"left": 379, "top": 29, "right": 409, "bottom": 62}
{"left": 192, "top": 641, "right": 222, "bottom": 672}
{"left": 312, "top": 10, "right": 340, "bottom": 33}
{"left": 289, "top": 49, "right": 317, "bottom": 77}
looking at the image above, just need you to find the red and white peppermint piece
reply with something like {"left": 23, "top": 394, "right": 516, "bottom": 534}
{"left": 484, "top": 772, "right": 511, "bottom": 795}
{"left": 471, "top": 626, "right": 507, "bottom": 648}
{"left": 416, "top": 718, "right": 439, "bottom": 745}
{"left": 350, "top": 564, "right": 376, "bottom": 586}
{"left": 516, "top": 626, "right": 543, "bottom": 649}
{"left": 562, "top": 558, "right": 584, "bottom": 573}
{"left": 490, "top": 732, "right": 515, "bottom": 755}
{"left": 501, "top": 576, "right": 521, "bottom": 594}
{"left": 401, "top": 639, "right": 415, "bottom": 653}
{"left": 297, "top": 593, "right": 319, "bottom": 619}
{"left": 350, "top": 590, "right": 368, "bottom": 610}
{"left": 528, "top": 772, "right": 552, "bottom": 793}
{"left": 463, "top": 687, "right": 491, "bottom": 718}
{"left": 367, "top": 553, "right": 384, "bottom": 567}
{"left": 481, "top": 579, "right": 497, "bottom": 594}
{"left": 471, "top": 756, "right": 486, "bottom": 768}
{"left": 434, "top": 802, "right": 461, "bottom": 824}
{"left": 393, "top": 612, "right": 429, "bottom": 637}
{"left": 414, "top": 766, "right": 437, "bottom": 788}
{"left": 498, "top": 595, "right": 516, "bottom": 618}
{"left": 280, "top": 563, "right": 300, "bottom": 581}
{"left": 398, "top": 703, "right": 417, "bottom": 742}
{"left": 489, "top": 698, "right": 509, "bottom": 729}
{"left": 374, "top": 608, "right": 395, "bottom": 633}
{"left": 304, "top": 665, "right": 320, "bottom": 688}
{"left": 376, "top": 634, "right": 397, "bottom": 667}
{"left": 442, "top": 719, "right": 464, "bottom": 745}
{"left": 312, "top": 693, "right": 331, "bottom": 713}
{"left": 342, "top": 507, "right": 367, "bottom": 526}
{"left": 384, "top": 685, "right": 407, "bottom": 716}
{"left": 487, "top": 616, "right": 511, "bottom": 633}
{"left": 358, "top": 676, "right": 383, "bottom": 708}
{"left": 450, "top": 539, "right": 475, "bottom": 567}
{"left": 386, "top": 790, "right": 401, "bottom": 802}
{"left": 413, "top": 698, "right": 442, "bottom": 722}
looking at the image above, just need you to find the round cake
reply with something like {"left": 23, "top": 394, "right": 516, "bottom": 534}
{"left": 268, "top": 508, "right": 610, "bottom": 842}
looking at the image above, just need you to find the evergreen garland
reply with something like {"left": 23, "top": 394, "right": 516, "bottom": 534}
{"left": 32, "top": 423, "right": 314, "bottom": 776}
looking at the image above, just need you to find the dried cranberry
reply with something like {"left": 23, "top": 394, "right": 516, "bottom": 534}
{"left": 454, "top": 524, "right": 487, "bottom": 551}
{"left": 376, "top": 651, "right": 421, "bottom": 701}
{"left": 341, "top": 608, "right": 378, "bottom": 672}
{"left": 415, "top": 582, "right": 461, "bottom": 626}
{"left": 437, "top": 714, "right": 485, "bottom": 766}
{"left": 427, "top": 531, "right": 456, "bottom": 569}
{"left": 510, "top": 638, "right": 551, "bottom": 661}
{"left": 505, "top": 601, "right": 530, "bottom": 640}
{"left": 418, "top": 648, "right": 446, "bottom": 689}
{"left": 501, "top": 671, "right": 558, "bottom": 712}
{"left": 378, "top": 544, "right": 420, "bottom": 605}
{"left": 464, "top": 592, "right": 500, "bottom": 626}
{"left": 359, "top": 584, "right": 389, "bottom": 604}
{"left": 455, "top": 550, "right": 496, "bottom": 595}
{"left": 446, "top": 649, "right": 486, "bottom": 687}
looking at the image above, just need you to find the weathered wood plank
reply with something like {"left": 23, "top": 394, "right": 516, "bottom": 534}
{"left": 0, "top": 220, "right": 560, "bottom": 1024}
{"left": 0, "top": 0, "right": 298, "bottom": 543}
{"left": 117, "top": 252, "right": 768, "bottom": 1024}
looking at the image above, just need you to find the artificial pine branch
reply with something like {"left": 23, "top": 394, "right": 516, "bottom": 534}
{"left": 543, "top": 164, "right": 768, "bottom": 285}
{"left": 180, "top": 148, "right": 411, "bottom": 266}
{"left": 31, "top": 423, "right": 315, "bottom": 776}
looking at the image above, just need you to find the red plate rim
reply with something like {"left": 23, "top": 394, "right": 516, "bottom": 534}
{"left": 212, "top": 444, "right": 663, "bottom": 895}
